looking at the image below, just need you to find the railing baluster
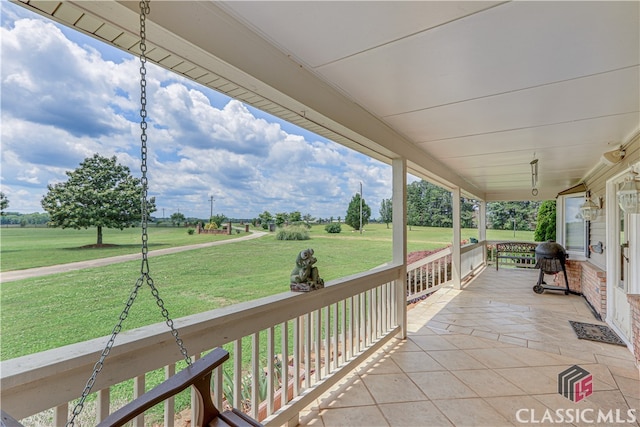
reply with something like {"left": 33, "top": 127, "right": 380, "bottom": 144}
{"left": 340, "top": 299, "right": 347, "bottom": 366}
{"left": 304, "top": 312, "right": 311, "bottom": 389}
{"left": 382, "top": 283, "right": 388, "bottom": 332}
{"left": 213, "top": 361, "right": 223, "bottom": 416}
{"left": 281, "top": 321, "right": 289, "bottom": 407}
{"left": 97, "top": 388, "right": 110, "bottom": 422}
{"left": 324, "top": 306, "right": 330, "bottom": 376}
{"left": 267, "top": 326, "right": 275, "bottom": 417}
{"left": 190, "top": 353, "right": 201, "bottom": 425}
{"left": 293, "top": 317, "right": 300, "bottom": 398}
{"left": 367, "top": 290, "right": 373, "bottom": 344}
{"left": 134, "top": 374, "right": 145, "bottom": 427}
{"left": 314, "top": 309, "right": 321, "bottom": 383}
{"left": 233, "top": 339, "right": 242, "bottom": 414}
{"left": 360, "top": 292, "right": 366, "bottom": 349}
{"left": 332, "top": 303, "right": 338, "bottom": 371}
{"left": 54, "top": 403, "right": 67, "bottom": 427}
{"left": 164, "top": 364, "right": 175, "bottom": 427}
{"left": 251, "top": 333, "right": 260, "bottom": 421}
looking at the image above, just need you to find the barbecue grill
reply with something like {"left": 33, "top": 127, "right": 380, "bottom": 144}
{"left": 532, "top": 241, "right": 578, "bottom": 295}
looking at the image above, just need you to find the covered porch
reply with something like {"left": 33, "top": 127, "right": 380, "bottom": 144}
{"left": 300, "top": 267, "right": 639, "bottom": 426}
{"left": 2, "top": 1, "right": 639, "bottom": 425}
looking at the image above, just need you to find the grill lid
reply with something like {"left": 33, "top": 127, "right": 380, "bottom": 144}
{"left": 535, "top": 241, "right": 567, "bottom": 259}
{"left": 535, "top": 241, "right": 567, "bottom": 273}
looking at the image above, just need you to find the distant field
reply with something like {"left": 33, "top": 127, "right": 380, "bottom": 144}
{"left": 0, "top": 226, "right": 242, "bottom": 272}
{"left": 0, "top": 223, "right": 533, "bottom": 272}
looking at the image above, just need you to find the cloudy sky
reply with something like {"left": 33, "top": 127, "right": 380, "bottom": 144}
{"left": 1, "top": 2, "right": 396, "bottom": 220}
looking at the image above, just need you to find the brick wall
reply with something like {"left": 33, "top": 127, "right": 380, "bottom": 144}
{"left": 553, "top": 260, "right": 607, "bottom": 319}
{"left": 552, "top": 260, "right": 640, "bottom": 365}
{"left": 629, "top": 295, "right": 640, "bottom": 366}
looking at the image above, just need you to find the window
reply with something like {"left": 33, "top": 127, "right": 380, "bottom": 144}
{"left": 556, "top": 193, "right": 587, "bottom": 259}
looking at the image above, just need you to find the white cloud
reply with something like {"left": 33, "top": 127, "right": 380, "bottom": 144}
{"left": 0, "top": 2, "right": 392, "bottom": 219}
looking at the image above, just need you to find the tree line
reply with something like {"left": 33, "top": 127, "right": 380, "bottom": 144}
{"left": 377, "top": 180, "right": 543, "bottom": 231}
{"left": 6, "top": 155, "right": 552, "bottom": 245}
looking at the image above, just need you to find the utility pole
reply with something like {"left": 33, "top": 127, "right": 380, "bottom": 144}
{"left": 360, "top": 181, "right": 363, "bottom": 235}
{"left": 209, "top": 195, "right": 214, "bottom": 219}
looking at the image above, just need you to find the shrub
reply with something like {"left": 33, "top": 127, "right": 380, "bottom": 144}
{"left": 204, "top": 222, "right": 218, "bottom": 230}
{"left": 276, "top": 225, "right": 310, "bottom": 240}
{"left": 325, "top": 223, "right": 341, "bottom": 234}
{"left": 187, "top": 228, "right": 195, "bottom": 235}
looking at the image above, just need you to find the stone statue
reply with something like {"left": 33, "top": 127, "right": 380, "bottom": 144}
{"left": 290, "top": 248, "right": 324, "bottom": 292}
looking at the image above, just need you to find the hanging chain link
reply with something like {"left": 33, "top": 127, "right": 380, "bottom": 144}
{"left": 67, "top": 2, "right": 190, "bottom": 425}
{"left": 137, "top": 0, "right": 190, "bottom": 366}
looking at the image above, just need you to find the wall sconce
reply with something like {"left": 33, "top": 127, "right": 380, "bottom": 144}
{"left": 580, "top": 190, "right": 601, "bottom": 221}
{"left": 618, "top": 166, "right": 640, "bottom": 214}
{"left": 530, "top": 158, "right": 538, "bottom": 196}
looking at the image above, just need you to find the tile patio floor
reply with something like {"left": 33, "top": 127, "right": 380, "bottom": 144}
{"left": 298, "top": 267, "right": 639, "bottom": 427}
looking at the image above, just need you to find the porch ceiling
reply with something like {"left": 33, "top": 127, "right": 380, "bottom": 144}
{"left": 15, "top": 1, "right": 640, "bottom": 201}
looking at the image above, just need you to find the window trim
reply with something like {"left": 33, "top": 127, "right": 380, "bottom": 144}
{"left": 556, "top": 192, "right": 588, "bottom": 261}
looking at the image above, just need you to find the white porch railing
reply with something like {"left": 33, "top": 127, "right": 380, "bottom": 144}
{"left": 1, "top": 264, "right": 403, "bottom": 426}
{"left": 405, "top": 241, "right": 487, "bottom": 302}
{"left": 461, "top": 241, "right": 486, "bottom": 280}
{"left": 405, "top": 247, "right": 452, "bottom": 302}
{"left": 2, "top": 242, "right": 487, "bottom": 426}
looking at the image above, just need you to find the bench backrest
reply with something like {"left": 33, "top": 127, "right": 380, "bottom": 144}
{"left": 496, "top": 242, "right": 537, "bottom": 253}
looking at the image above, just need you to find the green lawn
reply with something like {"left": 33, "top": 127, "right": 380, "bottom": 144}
{"left": 0, "top": 223, "right": 532, "bottom": 360}
{"left": 0, "top": 226, "right": 242, "bottom": 272}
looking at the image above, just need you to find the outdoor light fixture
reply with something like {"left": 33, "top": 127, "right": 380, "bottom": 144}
{"left": 579, "top": 191, "right": 600, "bottom": 221}
{"left": 617, "top": 167, "right": 640, "bottom": 214}
{"left": 530, "top": 158, "right": 538, "bottom": 196}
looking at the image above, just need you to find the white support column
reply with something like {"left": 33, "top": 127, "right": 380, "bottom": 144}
{"left": 478, "top": 200, "right": 487, "bottom": 265}
{"left": 452, "top": 187, "right": 462, "bottom": 289}
{"left": 392, "top": 158, "right": 407, "bottom": 339}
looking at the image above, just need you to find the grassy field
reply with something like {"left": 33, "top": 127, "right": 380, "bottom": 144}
{"left": 0, "top": 226, "right": 241, "bottom": 272}
{"left": 1, "top": 223, "right": 532, "bottom": 360}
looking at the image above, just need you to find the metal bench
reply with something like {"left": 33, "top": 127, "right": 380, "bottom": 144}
{"left": 495, "top": 242, "right": 537, "bottom": 270}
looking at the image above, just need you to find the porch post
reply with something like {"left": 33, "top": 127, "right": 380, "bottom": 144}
{"left": 452, "top": 187, "right": 462, "bottom": 289}
{"left": 392, "top": 157, "right": 407, "bottom": 339}
{"left": 478, "top": 200, "right": 487, "bottom": 265}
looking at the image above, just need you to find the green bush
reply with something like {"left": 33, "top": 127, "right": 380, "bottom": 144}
{"left": 187, "top": 228, "right": 195, "bottom": 235}
{"left": 276, "top": 225, "right": 310, "bottom": 240}
{"left": 534, "top": 200, "right": 556, "bottom": 241}
{"left": 325, "top": 223, "right": 342, "bottom": 234}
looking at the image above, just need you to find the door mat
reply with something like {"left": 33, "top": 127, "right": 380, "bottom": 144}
{"left": 569, "top": 321, "right": 626, "bottom": 346}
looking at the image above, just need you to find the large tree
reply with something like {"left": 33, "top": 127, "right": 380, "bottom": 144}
{"left": 41, "top": 154, "right": 156, "bottom": 245}
{"left": 345, "top": 193, "right": 371, "bottom": 231}
{"left": 0, "top": 192, "right": 8, "bottom": 216}
{"left": 379, "top": 198, "right": 392, "bottom": 228}
{"left": 534, "top": 200, "right": 556, "bottom": 241}
{"left": 487, "top": 201, "right": 540, "bottom": 231}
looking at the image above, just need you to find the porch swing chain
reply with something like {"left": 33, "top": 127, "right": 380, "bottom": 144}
{"left": 66, "top": 2, "right": 190, "bottom": 425}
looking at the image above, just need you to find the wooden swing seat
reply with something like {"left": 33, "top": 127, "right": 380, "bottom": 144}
{"left": 97, "top": 347, "right": 263, "bottom": 427}
{"left": 1, "top": 348, "right": 262, "bottom": 427}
